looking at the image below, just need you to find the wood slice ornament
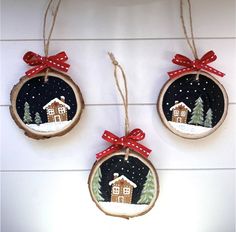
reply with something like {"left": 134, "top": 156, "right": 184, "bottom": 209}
{"left": 157, "top": 0, "right": 228, "bottom": 139}
{"left": 9, "top": 0, "right": 84, "bottom": 139}
{"left": 88, "top": 54, "right": 159, "bottom": 219}
{"left": 10, "top": 69, "right": 84, "bottom": 139}
{"left": 158, "top": 63, "right": 228, "bottom": 139}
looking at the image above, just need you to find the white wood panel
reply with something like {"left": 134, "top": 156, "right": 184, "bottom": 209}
{"left": 1, "top": 39, "right": 235, "bottom": 105}
{"left": 1, "top": 0, "right": 235, "bottom": 40}
{"left": 1, "top": 105, "right": 235, "bottom": 171}
{"left": 1, "top": 1, "right": 235, "bottom": 230}
{"left": 1, "top": 170, "right": 235, "bottom": 232}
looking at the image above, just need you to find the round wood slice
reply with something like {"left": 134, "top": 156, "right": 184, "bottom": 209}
{"left": 88, "top": 150, "right": 159, "bottom": 219}
{"left": 10, "top": 70, "right": 84, "bottom": 139}
{"left": 157, "top": 71, "right": 228, "bottom": 139}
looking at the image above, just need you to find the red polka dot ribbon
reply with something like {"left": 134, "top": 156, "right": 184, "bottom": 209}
{"left": 168, "top": 50, "right": 225, "bottom": 79}
{"left": 96, "top": 129, "right": 152, "bottom": 160}
{"left": 23, "top": 51, "right": 70, "bottom": 77}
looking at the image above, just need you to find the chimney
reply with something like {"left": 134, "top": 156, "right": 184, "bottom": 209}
{"left": 113, "top": 173, "right": 119, "bottom": 179}
{"left": 60, "top": 96, "right": 65, "bottom": 102}
{"left": 175, "top": 100, "right": 179, "bottom": 104}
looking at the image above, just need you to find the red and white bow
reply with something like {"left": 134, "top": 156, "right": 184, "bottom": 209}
{"left": 168, "top": 51, "right": 225, "bottom": 78}
{"left": 96, "top": 128, "right": 152, "bottom": 159}
{"left": 23, "top": 51, "right": 70, "bottom": 77}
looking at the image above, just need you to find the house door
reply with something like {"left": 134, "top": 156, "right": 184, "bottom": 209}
{"left": 118, "top": 196, "right": 124, "bottom": 203}
{"left": 177, "top": 117, "right": 182, "bottom": 123}
{"left": 54, "top": 115, "right": 61, "bottom": 122}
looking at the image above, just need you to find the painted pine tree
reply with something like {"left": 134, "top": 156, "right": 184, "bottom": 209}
{"left": 92, "top": 167, "right": 104, "bottom": 202}
{"left": 23, "top": 102, "right": 32, "bottom": 124}
{"left": 138, "top": 171, "right": 155, "bottom": 204}
{"left": 34, "top": 112, "right": 42, "bottom": 126}
{"left": 204, "top": 108, "right": 213, "bottom": 128}
{"left": 189, "top": 97, "right": 204, "bottom": 126}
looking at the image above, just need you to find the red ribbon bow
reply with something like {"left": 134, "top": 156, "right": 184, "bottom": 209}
{"left": 168, "top": 51, "right": 225, "bottom": 79}
{"left": 96, "top": 128, "right": 152, "bottom": 160}
{"left": 23, "top": 51, "right": 70, "bottom": 77}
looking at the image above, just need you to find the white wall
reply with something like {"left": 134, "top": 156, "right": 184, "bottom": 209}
{"left": 1, "top": 0, "right": 235, "bottom": 231}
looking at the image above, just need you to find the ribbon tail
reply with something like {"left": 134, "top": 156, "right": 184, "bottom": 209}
{"left": 201, "top": 65, "right": 225, "bottom": 77}
{"left": 25, "top": 64, "right": 48, "bottom": 77}
{"left": 168, "top": 67, "right": 193, "bottom": 79}
{"left": 47, "top": 60, "right": 70, "bottom": 73}
{"left": 127, "top": 141, "right": 151, "bottom": 158}
{"left": 96, "top": 145, "right": 121, "bottom": 160}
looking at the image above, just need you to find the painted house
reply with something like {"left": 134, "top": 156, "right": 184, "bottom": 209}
{"left": 170, "top": 101, "right": 191, "bottom": 123}
{"left": 109, "top": 173, "right": 137, "bottom": 204}
{"left": 43, "top": 96, "right": 70, "bottom": 123}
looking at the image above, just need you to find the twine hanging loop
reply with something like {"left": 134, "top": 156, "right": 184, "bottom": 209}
{"left": 96, "top": 53, "right": 152, "bottom": 161}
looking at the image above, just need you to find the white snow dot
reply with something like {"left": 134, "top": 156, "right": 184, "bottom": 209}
{"left": 179, "top": 89, "right": 182, "bottom": 92}
{"left": 119, "top": 159, "right": 122, "bottom": 162}
{"left": 190, "top": 83, "right": 193, "bottom": 85}
{"left": 206, "top": 81, "right": 208, "bottom": 84}
{"left": 203, "top": 88, "right": 206, "bottom": 90}
{"left": 194, "top": 90, "right": 197, "bottom": 92}
{"left": 32, "top": 96, "right": 35, "bottom": 99}
{"left": 166, "top": 102, "right": 169, "bottom": 105}
{"left": 186, "top": 97, "right": 189, "bottom": 99}
{"left": 197, "top": 83, "right": 200, "bottom": 86}
{"left": 187, "top": 90, "right": 190, "bottom": 93}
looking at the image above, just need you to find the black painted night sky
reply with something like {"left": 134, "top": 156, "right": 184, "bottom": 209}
{"left": 162, "top": 74, "right": 225, "bottom": 127}
{"left": 16, "top": 75, "right": 77, "bottom": 123}
{"left": 99, "top": 155, "right": 150, "bottom": 204}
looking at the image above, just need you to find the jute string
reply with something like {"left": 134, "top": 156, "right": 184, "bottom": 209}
{"left": 180, "top": 0, "right": 200, "bottom": 80}
{"left": 108, "top": 52, "right": 130, "bottom": 160}
{"left": 43, "top": 0, "right": 62, "bottom": 81}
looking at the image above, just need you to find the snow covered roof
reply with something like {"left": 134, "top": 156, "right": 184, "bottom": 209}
{"left": 109, "top": 175, "right": 137, "bottom": 188}
{"left": 170, "top": 102, "right": 191, "bottom": 112}
{"left": 43, "top": 98, "right": 70, "bottom": 110}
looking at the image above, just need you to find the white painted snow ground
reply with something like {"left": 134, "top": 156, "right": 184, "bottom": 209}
{"left": 99, "top": 202, "right": 148, "bottom": 216}
{"left": 27, "top": 120, "right": 71, "bottom": 132}
{"left": 169, "top": 121, "right": 211, "bottom": 134}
